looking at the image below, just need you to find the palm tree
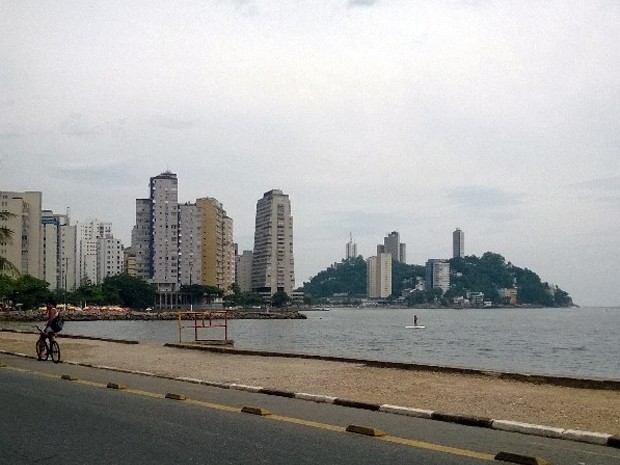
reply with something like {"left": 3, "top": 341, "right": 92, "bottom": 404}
{"left": 0, "top": 211, "right": 19, "bottom": 276}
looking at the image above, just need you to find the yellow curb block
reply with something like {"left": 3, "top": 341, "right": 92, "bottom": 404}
{"left": 61, "top": 374, "right": 78, "bottom": 381}
{"left": 107, "top": 382, "right": 127, "bottom": 390}
{"left": 241, "top": 406, "right": 272, "bottom": 416}
{"left": 346, "top": 424, "right": 386, "bottom": 437}
{"left": 165, "top": 393, "right": 186, "bottom": 400}
{"left": 495, "top": 451, "right": 553, "bottom": 465}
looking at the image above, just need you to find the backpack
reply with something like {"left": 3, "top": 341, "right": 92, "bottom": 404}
{"left": 51, "top": 315, "right": 64, "bottom": 333}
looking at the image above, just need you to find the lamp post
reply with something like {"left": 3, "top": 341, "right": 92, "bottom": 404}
{"left": 63, "top": 257, "right": 70, "bottom": 310}
{"left": 189, "top": 258, "right": 193, "bottom": 311}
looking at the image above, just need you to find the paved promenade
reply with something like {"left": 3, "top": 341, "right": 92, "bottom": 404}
{"left": 1, "top": 330, "right": 618, "bottom": 439}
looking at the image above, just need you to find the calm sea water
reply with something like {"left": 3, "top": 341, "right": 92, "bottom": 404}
{"left": 6, "top": 307, "right": 619, "bottom": 379}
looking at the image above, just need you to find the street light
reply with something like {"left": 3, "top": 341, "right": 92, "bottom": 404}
{"left": 189, "top": 258, "right": 193, "bottom": 311}
{"left": 63, "top": 257, "right": 70, "bottom": 310}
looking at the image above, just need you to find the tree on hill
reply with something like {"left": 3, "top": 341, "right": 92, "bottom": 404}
{"left": 302, "top": 256, "right": 367, "bottom": 299}
{"left": 449, "top": 253, "right": 571, "bottom": 307}
{"left": 392, "top": 261, "right": 425, "bottom": 296}
{"left": 301, "top": 250, "right": 572, "bottom": 307}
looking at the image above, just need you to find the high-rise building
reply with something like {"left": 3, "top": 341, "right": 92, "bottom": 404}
{"left": 131, "top": 171, "right": 180, "bottom": 291}
{"left": 345, "top": 233, "right": 357, "bottom": 260}
{"left": 0, "top": 191, "right": 42, "bottom": 278}
{"left": 97, "top": 236, "right": 123, "bottom": 283}
{"left": 236, "top": 250, "right": 253, "bottom": 293}
{"left": 383, "top": 231, "right": 406, "bottom": 263}
{"left": 196, "top": 197, "right": 235, "bottom": 291}
{"left": 453, "top": 228, "right": 464, "bottom": 258}
{"left": 132, "top": 198, "right": 151, "bottom": 280}
{"left": 76, "top": 218, "right": 112, "bottom": 285}
{"left": 178, "top": 202, "right": 201, "bottom": 286}
{"left": 425, "top": 259, "right": 450, "bottom": 293}
{"left": 41, "top": 211, "right": 61, "bottom": 288}
{"left": 42, "top": 210, "right": 77, "bottom": 291}
{"left": 150, "top": 171, "right": 179, "bottom": 288}
{"left": 367, "top": 253, "right": 392, "bottom": 298}
{"left": 123, "top": 247, "right": 137, "bottom": 277}
{"left": 251, "top": 189, "right": 295, "bottom": 296}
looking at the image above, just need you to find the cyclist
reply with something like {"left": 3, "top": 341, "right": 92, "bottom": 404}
{"left": 40, "top": 300, "right": 59, "bottom": 344}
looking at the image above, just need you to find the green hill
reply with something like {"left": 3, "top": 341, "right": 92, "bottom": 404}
{"left": 301, "top": 252, "right": 573, "bottom": 307}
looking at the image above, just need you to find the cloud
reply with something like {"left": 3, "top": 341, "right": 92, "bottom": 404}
{"left": 0, "top": 124, "right": 22, "bottom": 139}
{"left": 445, "top": 186, "right": 524, "bottom": 212}
{"left": 60, "top": 113, "right": 99, "bottom": 137}
{"left": 347, "top": 0, "right": 379, "bottom": 8}
{"left": 151, "top": 117, "right": 200, "bottom": 130}
{"left": 567, "top": 176, "right": 620, "bottom": 209}
{"left": 54, "top": 161, "right": 137, "bottom": 186}
{"left": 569, "top": 176, "right": 620, "bottom": 192}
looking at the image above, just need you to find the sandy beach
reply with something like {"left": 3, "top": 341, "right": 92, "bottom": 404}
{"left": 1, "top": 330, "right": 618, "bottom": 436}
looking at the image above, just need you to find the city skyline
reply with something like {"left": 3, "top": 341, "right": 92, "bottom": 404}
{"left": 2, "top": 2, "right": 619, "bottom": 306}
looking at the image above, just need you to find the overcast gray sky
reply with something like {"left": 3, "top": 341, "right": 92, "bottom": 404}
{"left": 2, "top": 1, "right": 619, "bottom": 306}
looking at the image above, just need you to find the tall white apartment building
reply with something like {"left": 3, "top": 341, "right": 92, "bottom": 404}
{"left": 0, "top": 191, "right": 42, "bottom": 278}
{"left": 97, "top": 237, "right": 123, "bottom": 283}
{"left": 345, "top": 233, "right": 357, "bottom": 260}
{"left": 383, "top": 231, "right": 406, "bottom": 263}
{"left": 178, "top": 202, "right": 202, "bottom": 286}
{"left": 150, "top": 171, "right": 179, "bottom": 289}
{"left": 367, "top": 253, "right": 392, "bottom": 298}
{"left": 425, "top": 259, "right": 450, "bottom": 293}
{"left": 76, "top": 218, "right": 112, "bottom": 285}
{"left": 453, "top": 228, "right": 465, "bottom": 258}
{"left": 236, "top": 250, "right": 253, "bottom": 293}
{"left": 41, "top": 211, "right": 60, "bottom": 287}
{"left": 251, "top": 189, "right": 295, "bottom": 296}
{"left": 42, "top": 210, "right": 77, "bottom": 291}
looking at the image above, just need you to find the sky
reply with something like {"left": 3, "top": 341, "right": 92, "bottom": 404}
{"left": 1, "top": 1, "right": 619, "bottom": 306}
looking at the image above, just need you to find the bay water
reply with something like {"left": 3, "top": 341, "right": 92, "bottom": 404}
{"left": 6, "top": 306, "right": 619, "bottom": 379}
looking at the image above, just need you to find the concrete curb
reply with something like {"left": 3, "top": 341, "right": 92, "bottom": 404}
{"left": 0, "top": 328, "right": 139, "bottom": 344}
{"left": 1, "top": 348, "right": 616, "bottom": 448}
{"left": 379, "top": 404, "right": 433, "bottom": 419}
{"left": 164, "top": 342, "right": 620, "bottom": 391}
{"left": 432, "top": 412, "right": 494, "bottom": 428}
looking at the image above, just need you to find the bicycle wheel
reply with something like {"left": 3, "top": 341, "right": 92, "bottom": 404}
{"left": 50, "top": 341, "right": 61, "bottom": 364}
{"left": 36, "top": 339, "right": 48, "bottom": 361}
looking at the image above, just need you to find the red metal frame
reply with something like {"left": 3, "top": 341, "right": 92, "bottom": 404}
{"left": 177, "top": 311, "right": 229, "bottom": 343}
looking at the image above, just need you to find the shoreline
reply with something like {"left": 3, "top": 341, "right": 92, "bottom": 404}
{"left": 1, "top": 330, "right": 619, "bottom": 437}
{"left": 0, "top": 309, "right": 307, "bottom": 322}
{"left": 3, "top": 327, "right": 619, "bottom": 388}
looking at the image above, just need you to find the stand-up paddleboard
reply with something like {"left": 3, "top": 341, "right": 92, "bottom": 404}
{"left": 406, "top": 316, "right": 424, "bottom": 329}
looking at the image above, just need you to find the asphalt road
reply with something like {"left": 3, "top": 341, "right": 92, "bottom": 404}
{"left": 1, "top": 355, "right": 618, "bottom": 465}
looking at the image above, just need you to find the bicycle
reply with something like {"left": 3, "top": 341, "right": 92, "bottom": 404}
{"left": 35, "top": 325, "right": 61, "bottom": 364}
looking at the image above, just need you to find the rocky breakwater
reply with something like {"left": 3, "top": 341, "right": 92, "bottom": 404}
{"left": 0, "top": 308, "right": 307, "bottom": 322}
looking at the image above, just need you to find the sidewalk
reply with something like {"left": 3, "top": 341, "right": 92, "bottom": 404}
{"left": 1, "top": 330, "right": 618, "bottom": 436}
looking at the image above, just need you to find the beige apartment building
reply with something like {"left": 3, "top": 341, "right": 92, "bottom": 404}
{"left": 196, "top": 197, "right": 235, "bottom": 292}
{"left": 0, "top": 191, "right": 42, "bottom": 278}
{"left": 367, "top": 252, "right": 392, "bottom": 299}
